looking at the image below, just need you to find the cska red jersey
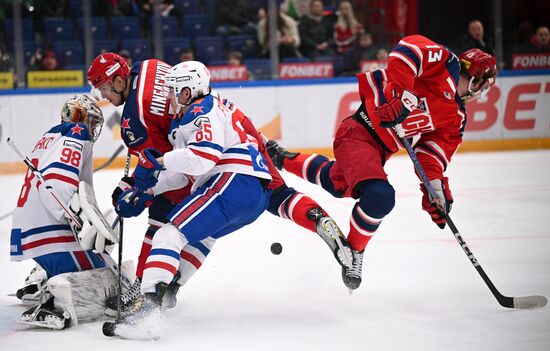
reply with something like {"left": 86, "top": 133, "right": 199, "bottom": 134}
{"left": 121, "top": 59, "right": 190, "bottom": 203}
{"left": 356, "top": 35, "right": 467, "bottom": 180}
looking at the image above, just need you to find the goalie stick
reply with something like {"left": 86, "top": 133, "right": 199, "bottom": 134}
{"left": 7, "top": 138, "right": 132, "bottom": 290}
{"left": 391, "top": 109, "right": 546, "bottom": 309}
{"left": 0, "top": 144, "right": 127, "bottom": 222}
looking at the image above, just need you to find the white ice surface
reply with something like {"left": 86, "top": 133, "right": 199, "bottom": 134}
{"left": 0, "top": 150, "right": 549, "bottom": 350}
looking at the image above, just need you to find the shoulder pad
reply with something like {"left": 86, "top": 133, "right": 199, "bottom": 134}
{"left": 49, "top": 122, "right": 91, "bottom": 141}
{"left": 180, "top": 95, "right": 214, "bottom": 125}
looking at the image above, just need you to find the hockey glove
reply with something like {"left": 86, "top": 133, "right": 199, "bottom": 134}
{"left": 420, "top": 177, "right": 453, "bottom": 229}
{"left": 115, "top": 188, "right": 154, "bottom": 218}
{"left": 111, "top": 176, "right": 134, "bottom": 206}
{"left": 374, "top": 88, "right": 417, "bottom": 128}
{"left": 134, "top": 148, "right": 165, "bottom": 190}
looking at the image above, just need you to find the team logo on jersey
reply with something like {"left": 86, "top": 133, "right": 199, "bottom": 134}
{"left": 70, "top": 124, "right": 85, "bottom": 136}
{"left": 126, "top": 131, "right": 136, "bottom": 141}
{"left": 63, "top": 140, "right": 83, "bottom": 151}
{"left": 193, "top": 116, "right": 210, "bottom": 128}
{"left": 121, "top": 118, "right": 131, "bottom": 129}
{"left": 191, "top": 106, "right": 204, "bottom": 116}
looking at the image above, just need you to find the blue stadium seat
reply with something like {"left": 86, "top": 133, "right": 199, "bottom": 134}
{"left": 174, "top": 0, "right": 201, "bottom": 15}
{"left": 282, "top": 57, "right": 310, "bottom": 63}
{"left": 121, "top": 39, "right": 152, "bottom": 62}
{"left": 226, "top": 35, "right": 260, "bottom": 59}
{"left": 244, "top": 59, "right": 271, "bottom": 80}
{"left": 93, "top": 40, "right": 118, "bottom": 56}
{"left": 163, "top": 38, "right": 191, "bottom": 65}
{"left": 183, "top": 15, "right": 211, "bottom": 40}
{"left": 150, "top": 16, "right": 181, "bottom": 38}
{"left": 53, "top": 41, "right": 84, "bottom": 66}
{"left": 64, "top": 64, "right": 85, "bottom": 71}
{"left": 78, "top": 17, "right": 108, "bottom": 41}
{"left": 20, "top": 41, "right": 38, "bottom": 68}
{"left": 194, "top": 37, "right": 224, "bottom": 64}
{"left": 44, "top": 19, "right": 74, "bottom": 42}
{"left": 111, "top": 17, "right": 141, "bottom": 43}
{"left": 3, "top": 19, "right": 35, "bottom": 43}
{"left": 209, "top": 60, "right": 228, "bottom": 66}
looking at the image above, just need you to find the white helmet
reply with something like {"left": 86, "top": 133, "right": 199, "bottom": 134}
{"left": 164, "top": 61, "right": 211, "bottom": 106}
{"left": 61, "top": 94, "right": 104, "bottom": 142}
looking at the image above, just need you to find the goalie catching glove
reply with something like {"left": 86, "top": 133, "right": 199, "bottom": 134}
{"left": 420, "top": 177, "right": 453, "bottom": 229}
{"left": 66, "top": 182, "right": 119, "bottom": 251}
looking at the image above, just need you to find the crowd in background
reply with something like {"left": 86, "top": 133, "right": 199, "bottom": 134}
{"left": 0, "top": 0, "right": 548, "bottom": 85}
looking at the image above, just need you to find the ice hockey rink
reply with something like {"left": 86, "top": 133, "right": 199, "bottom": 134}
{"left": 0, "top": 149, "right": 549, "bottom": 349}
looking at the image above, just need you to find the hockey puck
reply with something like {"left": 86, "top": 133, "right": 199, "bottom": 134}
{"left": 270, "top": 242, "right": 282, "bottom": 255}
{"left": 102, "top": 321, "right": 117, "bottom": 337}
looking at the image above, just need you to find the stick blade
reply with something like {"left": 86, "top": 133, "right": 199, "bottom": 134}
{"left": 513, "top": 295, "right": 547, "bottom": 309}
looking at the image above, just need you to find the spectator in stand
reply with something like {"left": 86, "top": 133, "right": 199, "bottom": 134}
{"left": 215, "top": 0, "right": 257, "bottom": 37}
{"left": 36, "top": 0, "right": 69, "bottom": 18}
{"left": 299, "top": 0, "right": 335, "bottom": 59}
{"left": 109, "top": 0, "right": 137, "bottom": 17}
{"left": 29, "top": 49, "right": 60, "bottom": 71}
{"left": 375, "top": 48, "right": 389, "bottom": 61}
{"left": 334, "top": 1, "right": 364, "bottom": 55}
{"left": 119, "top": 49, "right": 133, "bottom": 66}
{"left": 0, "top": 46, "right": 15, "bottom": 86}
{"left": 258, "top": 10, "right": 301, "bottom": 59}
{"left": 527, "top": 26, "right": 550, "bottom": 53}
{"left": 352, "top": 32, "right": 377, "bottom": 66}
{"left": 461, "top": 19, "right": 495, "bottom": 56}
{"left": 227, "top": 50, "right": 243, "bottom": 66}
{"left": 179, "top": 48, "right": 194, "bottom": 62}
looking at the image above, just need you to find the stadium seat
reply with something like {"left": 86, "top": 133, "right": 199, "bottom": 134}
{"left": 20, "top": 42, "right": 38, "bottom": 68}
{"left": 163, "top": 38, "right": 191, "bottom": 65}
{"left": 183, "top": 15, "right": 211, "bottom": 40}
{"left": 53, "top": 41, "right": 84, "bottom": 66}
{"left": 121, "top": 39, "right": 152, "bottom": 62}
{"left": 64, "top": 64, "right": 85, "bottom": 71}
{"left": 244, "top": 59, "right": 271, "bottom": 80}
{"left": 93, "top": 40, "right": 118, "bottom": 56}
{"left": 194, "top": 37, "right": 225, "bottom": 64}
{"left": 149, "top": 16, "right": 181, "bottom": 38}
{"left": 44, "top": 19, "right": 74, "bottom": 42}
{"left": 203, "top": 0, "right": 216, "bottom": 17}
{"left": 3, "top": 19, "right": 35, "bottom": 43}
{"left": 282, "top": 57, "right": 310, "bottom": 63}
{"left": 111, "top": 17, "right": 142, "bottom": 43}
{"left": 77, "top": 17, "right": 108, "bottom": 41}
{"left": 226, "top": 35, "right": 260, "bottom": 59}
{"left": 208, "top": 60, "right": 229, "bottom": 66}
{"left": 174, "top": 0, "right": 201, "bottom": 15}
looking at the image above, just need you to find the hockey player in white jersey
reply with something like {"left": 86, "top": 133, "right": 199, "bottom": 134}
{"left": 10, "top": 95, "right": 121, "bottom": 330}
{"left": 109, "top": 61, "right": 272, "bottom": 335}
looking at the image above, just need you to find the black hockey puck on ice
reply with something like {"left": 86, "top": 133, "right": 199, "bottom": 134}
{"left": 270, "top": 242, "right": 282, "bottom": 255}
{"left": 102, "top": 321, "right": 117, "bottom": 337}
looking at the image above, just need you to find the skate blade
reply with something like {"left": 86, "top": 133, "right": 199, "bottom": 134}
{"left": 323, "top": 220, "right": 353, "bottom": 268}
{"left": 17, "top": 318, "right": 65, "bottom": 330}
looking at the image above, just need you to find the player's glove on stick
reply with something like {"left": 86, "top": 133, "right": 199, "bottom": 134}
{"left": 115, "top": 188, "right": 154, "bottom": 218}
{"left": 375, "top": 88, "right": 417, "bottom": 128}
{"left": 420, "top": 177, "right": 453, "bottom": 229}
{"left": 111, "top": 176, "right": 134, "bottom": 206}
{"left": 134, "top": 148, "right": 164, "bottom": 190}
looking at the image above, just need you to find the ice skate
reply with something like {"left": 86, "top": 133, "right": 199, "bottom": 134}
{"left": 105, "top": 278, "right": 142, "bottom": 317}
{"left": 19, "top": 296, "right": 71, "bottom": 330}
{"left": 265, "top": 139, "right": 299, "bottom": 170}
{"left": 162, "top": 281, "right": 181, "bottom": 310}
{"left": 342, "top": 249, "right": 364, "bottom": 290}
{"left": 308, "top": 208, "right": 353, "bottom": 269}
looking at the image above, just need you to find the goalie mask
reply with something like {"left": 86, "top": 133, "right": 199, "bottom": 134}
{"left": 61, "top": 95, "right": 104, "bottom": 142}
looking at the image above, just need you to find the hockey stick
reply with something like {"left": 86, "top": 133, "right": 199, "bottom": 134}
{"left": 0, "top": 144, "right": 127, "bottom": 222}
{"left": 116, "top": 152, "right": 132, "bottom": 322}
{"left": 392, "top": 124, "right": 547, "bottom": 309}
{"left": 93, "top": 144, "right": 126, "bottom": 172}
{"left": 7, "top": 138, "right": 132, "bottom": 289}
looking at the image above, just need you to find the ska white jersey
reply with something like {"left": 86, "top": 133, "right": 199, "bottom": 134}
{"left": 158, "top": 93, "right": 271, "bottom": 193}
{"left": 10, "top": 122, "right": 94, "bottom": 261}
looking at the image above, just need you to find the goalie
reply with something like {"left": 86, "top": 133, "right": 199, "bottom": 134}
{"left": 10, "top": 95, "right": 124, "bottom": 330}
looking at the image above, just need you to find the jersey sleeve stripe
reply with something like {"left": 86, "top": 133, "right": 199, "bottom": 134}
{"left": 137, "top": 60, "right": 149, "bottom": 128}
{"left": 189, "top": 147, "right": 221, "bottom": 163}
{"left": 20, "top": 224, "right": 72, "bottom": 239}
{"left": 44, "top": 173, "right": 79, "bottom": 187}
{"left": 217, "top": 158, "right": 253, "bottom": 167}
{"left": 40, "top": 162, "right": 80, "bottom": 176}
{"left": 187, "top": 141, "right": 224, "bottom": 152}
{"left": 22, "top": 235, "right": 76, "bottom": 250}
{"left": 389, "top": 51, "right": 418, "bottom": 76}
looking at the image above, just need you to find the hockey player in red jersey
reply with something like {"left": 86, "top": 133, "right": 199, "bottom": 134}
{"left": 267, "top": 35, "right": 497, "bottom": 290}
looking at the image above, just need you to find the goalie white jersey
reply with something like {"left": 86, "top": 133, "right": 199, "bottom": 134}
{"left": 11, "top": 122, "right": 94, "bottom": 261}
